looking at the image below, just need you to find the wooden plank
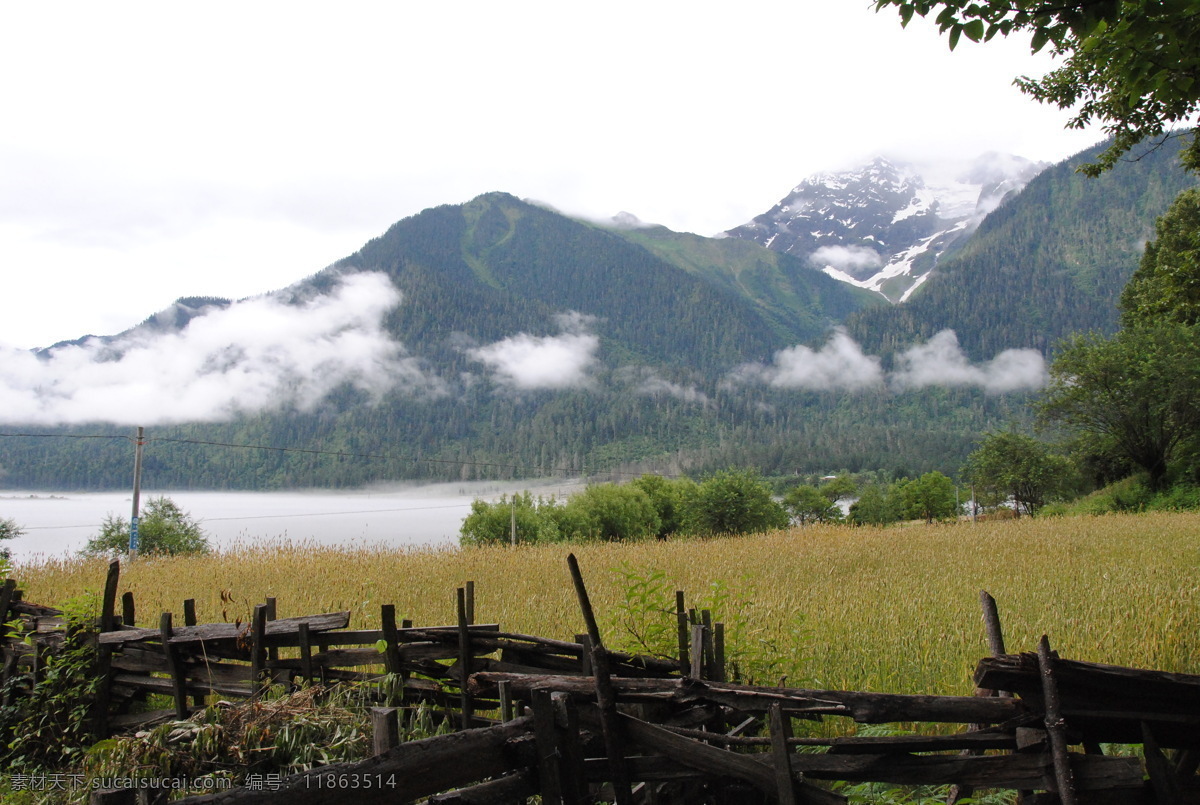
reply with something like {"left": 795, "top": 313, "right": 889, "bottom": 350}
{"left": 100, "top": 560, "right": 120, "bottom": 633}
{"left": 1141, "top": 721, "right": 1182, "bottom": 805}
{"left": 770, "top": 703, "right": 800, "bottom": 805}
{"left": 371, "top": 707, "right": 400, "bottom": 755}
{"left": 297, "top": 622, "right": 312, "bottom": 685}
{"left": 532, "top": 688, "right": 564, "bottom": 804}
{"left": 425, "top": 769, "right": 538, "bottom": 803}
{"left": 676, "top": 590, "right": 689, "bottom": 677}
{"left": 690, "top": 623, "right": 705, "bottom": 680}
{"left": 0, "top": 578, "right": 17, "bottom": 627}
{"left": 121, "top": 591, "right": 135, "bottom": 628}
{"left": 249, "top": 604, "right": 267, "bottom": 694}
{"left": 469, "top": 673, "right": 1025, "bottom": 725}
{"left": 457, "top": 587, "right": 474, "bottom": 729}
{"left": 553, "top": 691, "right": 587, "bottom": 805}
{"left": 619, "top": 713, "right": 846, "bottom": 804}
{"left": 379, "top": 605, "right": 401, "bottom": 675}
{"left": 98, "top": 611, "right": 352, "bottom": 645}
{"left": 1038, "top": 635, "right": 1077, "bottom": 805}
{"left": 567, "top": 553, "right": 633, "bottom": 805}
{"left": 159, "top": 612, "right": 189, "bottom": 719}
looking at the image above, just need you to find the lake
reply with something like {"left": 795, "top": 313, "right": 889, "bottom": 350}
{"left": 1, "top": 479, "right": 587, "bottom": 564}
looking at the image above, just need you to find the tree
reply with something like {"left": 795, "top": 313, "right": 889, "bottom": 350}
{"left": 1038, "top": 322, "right": 1200, "bottom": 490}
{"left": 784, "top": 485, "right": 842, "bottom": 525}
{"left": 1120, "top": 188, "right": 1200, "bottom": 327}
{"left": 82, "top": 497, "right": 211, "bottom": 557}
{"left": 459, "top": 492, "right": 564, "bottom": 546}
{"left": 848, "top": 484, "right": 904, "bottom": 526}
{"left": 0, "top": 517, "right": 22, "bottom": 560}
{"left": 563, "top": 484, "right": 661, "bottom": 542}
{"left": 964, "top": 431, "right": 1077, "bottom": 516}
{"left": 684, "top": 469, "right": 790, "bottom": 536}
{"left": 896, "top": 471, "right": 960, "bottom": 523}
{"left": 874, "top": 0, "right": 1200, "bottom": 175}
{"left": 631, "top": 474, "right": 695, "bottom": 538}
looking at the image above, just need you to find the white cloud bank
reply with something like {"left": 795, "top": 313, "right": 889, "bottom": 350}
{"left": 0, "top": 272, "right": 438, "bottom": 425}
{"left": 890, "top": 329, "right": 1047, "bottom": 392}
{"left": 731, "top": 328, "right": 1046, "bottom": 393}
{"left": 467, "top": 312, "right": 600, "bottom": 390}
{"left": 729, "top": 329, "right": 885, "bottom": 391}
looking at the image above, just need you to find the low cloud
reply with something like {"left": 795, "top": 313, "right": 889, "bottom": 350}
{"left": 0, "top": 272, "right": 440, "bottom": 425}
{"left": 728, "top": 329, "right": 885, "bottom": 390}
{"left": 617, "top": 366, "right": 709, "bottom": 405}
{"left": 730, "top": 328, "right": 1047, "bottom": 393}
{"left": 468, "top": 313, "right": 599, "bottom": 390}
{"left": 890, "top": 330, "right": 1047, "bottom": 392}
{"left": 808, "top": 245, "right": 883, "bottom": 272}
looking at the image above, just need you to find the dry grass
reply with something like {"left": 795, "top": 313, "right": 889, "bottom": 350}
{"left": 15, "top": 511, "right": 1200, "bottom": 696}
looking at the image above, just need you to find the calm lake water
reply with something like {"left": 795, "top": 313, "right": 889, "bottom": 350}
{"left": 1, "top": 479, "right": 586, "bottom": 564}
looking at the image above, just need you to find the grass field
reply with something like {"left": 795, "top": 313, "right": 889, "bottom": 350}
{"left": 13, "top": 511, "right": 1200, "bottom": 698}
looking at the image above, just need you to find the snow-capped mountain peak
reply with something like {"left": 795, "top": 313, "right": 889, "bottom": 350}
{"left": 724, "top": 154, "right": 1044, "bottom": 302}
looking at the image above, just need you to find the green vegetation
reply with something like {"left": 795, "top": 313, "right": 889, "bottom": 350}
{"left": 459, "top": 470, "right": 789, "bottom": 545}
{"left": 0, "top": 517, "right": 20, "bottom": 560}
{"left": 82, "top": 497, "right": 211, "bottom": 558}
{"left": 964, "top": 431, "right": 1077, "bottom": 516}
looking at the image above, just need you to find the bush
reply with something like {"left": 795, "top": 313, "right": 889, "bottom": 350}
{"left": 458, "top": 492, "right": 564, "bottom": 546}
{"left": 683, "top": 469, "right": 789, "bottom": 536}
{"left": 82, "top": 497, "right": 210, "bottom": 557}
{"left": 562, "top": 484, "right": 660, "bottom": 542}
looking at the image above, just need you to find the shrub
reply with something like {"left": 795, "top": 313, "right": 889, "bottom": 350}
{"left": 82, "top": 497, "right": 210, "bottom": 557}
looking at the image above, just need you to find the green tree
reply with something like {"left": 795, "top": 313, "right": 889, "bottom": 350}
{"left": 1038, "top": 322, "right": 1200, "bottom": 490}
{"left": 896, "top": 471, "right": 960, "bottom": 523}
{"left": 459, "top": 491, "right": 564, "bottom": 546}
{"left": 563, "top": 484, "right": 661, "bottom": 542}
{"left": 83, "top": 497, "right": 211, "bottom": 557}
{"left": 631, "top": 474, "right": 695, "bottom": 538}
{"left": 0, "top": 517, "right": 21, "bottom": 560}
{"left": 964, "top": 432, "right": 1077, "bottom": 516}
{"left": 820, "top": 473, "right": 857, "bottom": 505}
{"left": 683, "top": 469, "right": 790, "bottom": 536}
{"left": 1120, "top": 188, "right": 1200, "bottom": 327}
{"left": 784, "top": 485, "right": 842, "bottom": 525}
{"left": 874, "top": 0, "right": 1200, "bottom": 175}
{"left": 848, "top": 484, "right": 904, "bottom": 526}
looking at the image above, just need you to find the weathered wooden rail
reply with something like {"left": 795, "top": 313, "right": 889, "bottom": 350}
{"left": 2, "top": 561, "right": 1199, "bottom": 805}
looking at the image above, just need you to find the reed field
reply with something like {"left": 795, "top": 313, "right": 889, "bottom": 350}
{"left": 13, "top": 511, "right": 1200, "bottom": 698}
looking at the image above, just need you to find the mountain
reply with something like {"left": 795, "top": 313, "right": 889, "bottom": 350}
{"left": 724, "top": 154, "right": 1044, "bottom": 302}
{"left": 305, "top": 191, "right": 878, "bottom": 372}
{"left": 842, "top": 138, "right": 1199, "bottom": 360}
{"left": 2, "top": 141, "right": 1196, "bottom": 492}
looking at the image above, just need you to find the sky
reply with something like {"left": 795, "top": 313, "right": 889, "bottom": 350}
{"left": 0, "top": 1, "right": 1104, "bottom": 351}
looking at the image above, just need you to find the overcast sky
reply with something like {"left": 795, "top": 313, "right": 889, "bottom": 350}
{"left": 0, "top": 1, "right": 1102, "bottom": 350}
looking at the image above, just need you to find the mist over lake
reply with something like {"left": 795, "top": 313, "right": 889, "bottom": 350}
{"left": 2, "top": 479, "right": 586, "bottom": 564}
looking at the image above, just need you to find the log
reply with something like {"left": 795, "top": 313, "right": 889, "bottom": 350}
{"left": 99, "top": 612, "right": 352, "bottom": 645}
{"left": 174, "top": 717, "right": 536, "bottom": 804}
{"left": 619, "top": 713, "right": 845, "bottom": 805}
{"left": 469, "top": 673, "right": 1025, "bottom": 724}
{"left": 424, "top": 769, "right": 538, "bottom": 803}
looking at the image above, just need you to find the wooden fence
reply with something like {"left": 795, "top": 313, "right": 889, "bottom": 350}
{"left": 2, "top": 560, "right": 1198, "bottom": 805}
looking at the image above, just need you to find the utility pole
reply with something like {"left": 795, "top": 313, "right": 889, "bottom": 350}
{"left": 129, "top": 426, "right": 145, "bottom": 559}
{"left": 510, "top": 499, "right": 516, "bottom": 546}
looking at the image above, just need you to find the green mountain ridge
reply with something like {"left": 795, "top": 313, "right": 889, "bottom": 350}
{"left": 3, "top": 140, "right": 1196, "bottom": 491}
